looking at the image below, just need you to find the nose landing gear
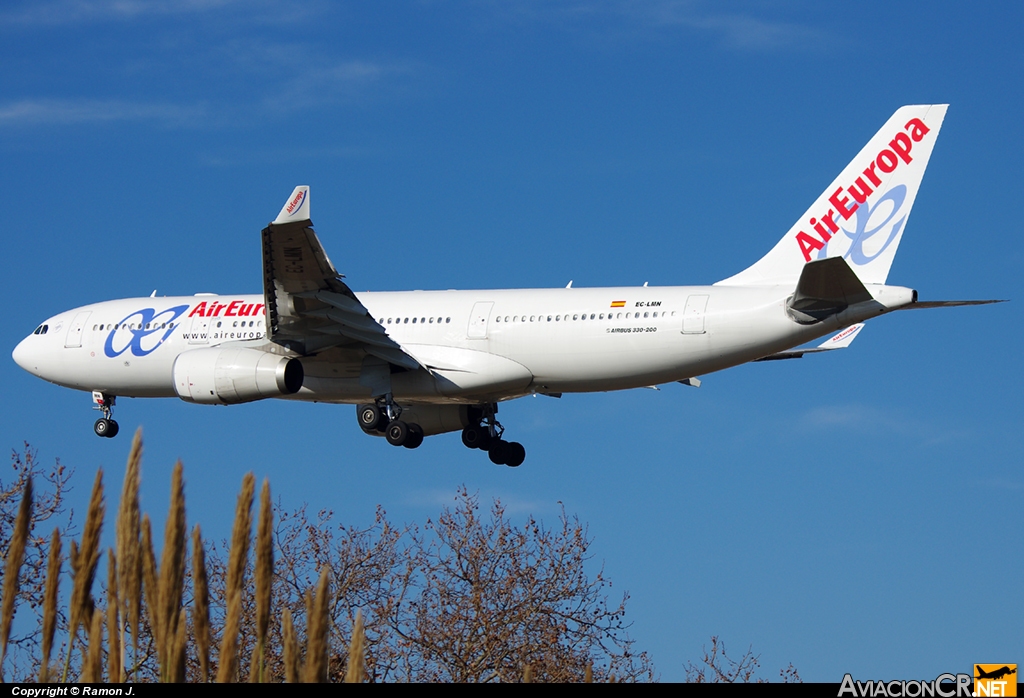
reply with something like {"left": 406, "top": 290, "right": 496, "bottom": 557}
{"left": 92, "top": 391, "right": 119, "bottom": 438}
{"left": 461, "top": 403, "right": 525, "bottom": 467}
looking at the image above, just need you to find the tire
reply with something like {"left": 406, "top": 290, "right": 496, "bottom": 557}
{"left": 385, "top": 420, "right": 409, "bottom": 446}
{"left": 505, "top": 442, "right": 525, "bottom": 467}
{"left": 461, "top": 424, "right": 490, "bottom": 450}
{"left": 94, "top": 418, "right": 110, "bottom": 438}
{"left": 403, "top": 423, "right": 424, "bottom": 449}
{"left": 488, "top": 440, "right": 510, "bottom": 466}
{"left": 107, "top": 420, "right": 120, "bottom": 438}
{"left": 358, "top": 404, "right": 386, "bottom": 433}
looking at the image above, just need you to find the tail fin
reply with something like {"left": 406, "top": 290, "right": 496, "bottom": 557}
{"left": 717, "top": 105, "right": 948, "bottom": 287}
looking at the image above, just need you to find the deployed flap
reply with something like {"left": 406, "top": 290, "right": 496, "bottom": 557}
{"left": 756, "top": 323, "right": 864, "bottom": 361}
{"left": 789, "top": 256, "right": 873, "bottom": 316}
{"left": 262, "top": 187, "right": 423, "bottom": 370}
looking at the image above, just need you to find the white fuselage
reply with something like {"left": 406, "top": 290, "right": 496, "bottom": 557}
{"left": 11, "top": 283, "right": 912, "bottom": 405}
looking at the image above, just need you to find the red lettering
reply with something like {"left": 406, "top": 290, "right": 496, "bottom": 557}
{"left": 225, "top": 300, "right": 242, "bottom": 317}
{"left": 904, "top": 117, "right": 929, "bottom": 141}
{"left": 862, "top": 161, "right": 882, "bottom": 187}
{"left": 876, "top": 149, "right": 898, "bottom": 173}
{"left": 810, "top": 218, "right": 832, "bottom": 242}
{"left": 889, "top": 132, "right": 913, "bottom": 164}
{"left": 822, "top": 209, "right": 839, "bottom": 234}
{"left": 829, "top": 187, "right": 858, "bottom": 220}
{"left": 847, "top": 177, "right": 873, "bottom": 205}
{"left": 189, "top": 301, "right": 207, "bottom": 318}
{"left": 796, "top": 231, "right": 825, "bottom": 262}
{"left": 253, "top": 304, "right": 265, "bottom": 316}
{"left": 238, "top": 303, "right": 252, "bottom": 317}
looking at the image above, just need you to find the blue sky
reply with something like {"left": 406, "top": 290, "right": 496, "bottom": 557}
{"left": 2, "top": 0, "right": 1021, "bottom": 682}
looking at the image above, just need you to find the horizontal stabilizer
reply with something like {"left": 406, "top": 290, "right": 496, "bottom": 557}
{"left": 756, "top": 323, "right": 865, "bottom": 361}
{"left": 898, "top": 299, "right": 1006, "bottom": 310}
{"left": 789, "top": 256, "right": 872, "bottom": 320}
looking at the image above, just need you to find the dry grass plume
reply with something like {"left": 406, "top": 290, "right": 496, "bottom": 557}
{"left": 0, "top": 476, "right": 32, "bottom": 680}
{"left": 216, "top": 472, "right": 255, "bottom": 683}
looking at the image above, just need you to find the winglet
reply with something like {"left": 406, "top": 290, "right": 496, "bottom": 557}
{"left": 273, "top": 185, "right": 311, "bottom": 224}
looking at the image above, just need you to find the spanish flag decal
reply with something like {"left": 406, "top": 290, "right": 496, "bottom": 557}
{"left": 610, "top": 300, "right": 626, "bottom": 308}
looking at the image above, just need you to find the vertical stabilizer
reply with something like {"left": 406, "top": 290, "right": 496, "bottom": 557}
{"left": 717, "top": 105, "right": 947, "bottom": 287}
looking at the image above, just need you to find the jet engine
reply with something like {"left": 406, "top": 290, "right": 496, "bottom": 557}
{"left": 173, "top": 347, "right": 303, "bottom": 404}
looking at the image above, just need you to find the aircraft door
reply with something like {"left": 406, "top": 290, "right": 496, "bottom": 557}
{"left": 188, "top": 315, "right": 210, "bottom": 344}
{"left": 64, "top": 311, "right": 91, "bottom": 348}
{"left": 681, "top": 295, "right": 709, "bottom": 334}
{"left": 467, "top": 302, "right": 494, "bottom": 339}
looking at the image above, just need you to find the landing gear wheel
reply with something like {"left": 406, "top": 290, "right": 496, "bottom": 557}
{"left": 94, "top": 418, "right": 112, "bottom": 438}
{"left": 403, "top": 423, "right": 424, "bottom": 449}
{"left": 461, "top": 424, "right": 491, "bottom": 450}
{"left": 488, "top": 440, "right": 511, "bottom": 466}
{"left": 385, "top": 420, "right": 409, "bottom": 446}
{"left": 358, "top": 404, "right": 387, "bottom": 433}
{"left": 106, "top": 420, "right": 120, "bottom": 438}
{"left": 504, "top": 442, "right": 525, "bottom": 467}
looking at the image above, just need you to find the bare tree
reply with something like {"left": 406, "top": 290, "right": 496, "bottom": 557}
{"left": 389, "top": 488, "right": 653, "bottom": 682}
{"left": 684, "top": 636, "right": 801, "bottom": 683}
{"left": 0, "top": 446, "right": 74, "bottom": 679}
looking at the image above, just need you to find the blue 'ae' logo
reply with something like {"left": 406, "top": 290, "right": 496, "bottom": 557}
{"left": 819, "top": 184, "right": 907, "bottom": 266}
{"left": 104, "top": 305, "right": 189, "bottom": 358}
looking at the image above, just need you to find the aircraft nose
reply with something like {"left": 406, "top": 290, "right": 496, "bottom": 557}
{"left": 12, "top": 336, "right": 38, "bottom": 375}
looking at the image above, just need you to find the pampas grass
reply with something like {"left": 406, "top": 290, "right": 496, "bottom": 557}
{"left": 0, "top": 476, "right": 32, "bottom": 681}
{"left": 192, "top": 525, "right": 210, "bottom": 683}
{"left": 39, "top": 528, "right": 61, "bottom": 683}
{"left": 216, "top": 473, "right": 255, "bottom": 683}
{"left": 116, "top": 429, "right": 142, "bottom": 681}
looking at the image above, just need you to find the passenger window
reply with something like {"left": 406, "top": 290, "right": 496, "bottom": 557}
{"left": 429, "top": 317, "right": 434, "bottom": 323}
{"left": 446, "top": 317, "right": 451, "bottom": 323}
{"left": 404, "top": 318, "right": 409, "bottom": 324}
{"left": 573, "top": 314, "right": 578, "bottom": 321}
{"left": 530, "top": 316, "right": 535, "bottom": 322}
{"left": 644, "top": 312, "right": 649, "bottom": 318}
{"left": 412, "top": 318, "right": 417, "bottom": 324}
{"left": 496, "top": 316, "right": 501, "bottom": 323}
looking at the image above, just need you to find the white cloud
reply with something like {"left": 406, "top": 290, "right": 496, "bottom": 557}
{"left": 0, "top": 99, "right": 206, "bottom": 127}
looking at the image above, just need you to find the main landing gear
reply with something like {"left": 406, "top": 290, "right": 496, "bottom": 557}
{"left": 461, "top": 404, "right": 526, "bottom": 468}
{"left": 357, "top": 397, "right": 423, "bottom": 449}
{"left": 92, "top": 391, "right": 119, "bottom": 438}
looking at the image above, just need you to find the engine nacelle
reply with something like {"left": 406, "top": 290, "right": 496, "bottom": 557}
{"left": 173, "top": 347, "right": 303, "bottom": 404}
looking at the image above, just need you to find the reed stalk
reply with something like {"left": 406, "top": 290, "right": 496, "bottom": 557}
{"left": 303, "top": 566, "right": 330, "bottom": 683}
{"left": 215, "top": 473, "right": 255, "bottom": 683}
{"left": 40, "top": 528, "right": 61, "bottom": 683}
{"left": 254, "top": 479, "right": 273, "bottom": 683}
{"left": 282, "top": 608, "right": 299, "bottom": 684}
{"left": 63, "top": 470, "right": 104, "bottom": 683}
{"left": 344, "top": 610, "right": 366, "bottom": 683}
{"left": 191, "top": 525, "right": 210, "bottom": 683}
{"left": 117, "top": 429, "right": 142, "bottom": 681}
{"left": 106, "top": 550, "right": 121, "bottom": 682}
{"left": 157, "top": 463, "right": 186, "bottom": 681}
{"left": 0, "top": 476, "right": 32, "bottom": 681}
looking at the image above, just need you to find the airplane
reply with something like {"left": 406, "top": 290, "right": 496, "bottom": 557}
{"left": 12, "top": 104, "right": 1001, "bottom": 467}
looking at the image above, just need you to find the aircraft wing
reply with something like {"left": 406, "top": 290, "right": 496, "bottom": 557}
{"left": 755, "top": 323, "right": 865, "bottom": 361}
{"left": 262, "top": 186, "right": 422, "bottom": 370}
